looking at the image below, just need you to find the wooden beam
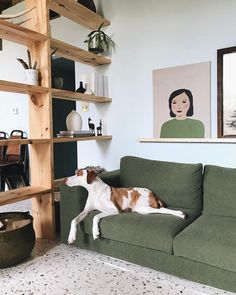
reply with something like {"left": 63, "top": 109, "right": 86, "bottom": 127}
{"left": 0, "top": 80, "right": 49, "bottom": 95}
{"left": 25, "top": 0, "right": 55, "bottom": 240}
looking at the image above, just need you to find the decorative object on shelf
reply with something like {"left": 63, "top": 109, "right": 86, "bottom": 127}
{"left": 52, "top": 75, "right": 64, "bottom": 89}
{"left": 84, "top": 87, "right": 93, "bottom": 95}
{"left": 97, "top": 119, "right": 102, "bottom": 136}
{"left": 17, "top": 49, "right": 39, "bottom": 85}
{"left": 84, "top": 23, "right": 115, "bottom": 55}
{"left": 0, "top": 7, "right": 34, "bottom": 20}
{"left": 66, "top": 110, "right": 82, "bottom": 131}
{"left": 77, "top": 0, "right": 96, "bottom": 13}
{"left": 0, "top": 212, "right": 35, "bottom": 268}
{"left": 76, "top": 81, "right": 86, "bottom": 93}
{"left": 51, "top": 49, "right": 64, "bottom": 89}
{"left": 57, "top": 130, "right": 93, "bottom": 137}
{"left": 88, "top": 117, "right": 95, "bottom": 135}
{"left": 217, "top": 46, "right": 236, "bottom": 137}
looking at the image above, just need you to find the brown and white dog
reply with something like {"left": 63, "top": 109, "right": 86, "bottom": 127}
{"left": 65, "top": 169, "right": 186, "bottom": 244}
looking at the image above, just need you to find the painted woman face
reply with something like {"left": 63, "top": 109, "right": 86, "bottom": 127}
{"left": 171, "top": 92, "right": 190, "bottom": 120}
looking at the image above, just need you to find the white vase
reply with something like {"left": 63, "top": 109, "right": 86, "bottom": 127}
{"left": 66, "top": 110, "right": 82, "bottom": 131}
{"left": 25, "top": 69, "right": 39, "bottom": 85}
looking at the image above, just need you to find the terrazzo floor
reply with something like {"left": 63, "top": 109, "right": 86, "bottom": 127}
{"left": 0, "top": 201, "right": 235, "bottom": 295}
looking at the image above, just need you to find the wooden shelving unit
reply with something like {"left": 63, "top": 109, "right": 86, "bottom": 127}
{"left": 49, "top": 0, "right": 110, "bottom": 30}
{"left": 51, "top": 38, "right": 111, "bottom": 66}
{"left": 0, "top": 138, "right": 50, "bottom": 146}
{"left": 0, "top": 80, "right": 49, "bottom": 95}
{"left": 0, "top": 0, "right": 112, "bottom": 239}
{"left": 0, "top": 19, "right": 48, "bottom": 46}
{"left": 53, "top": 135, "right": 112, "bottom": 144}
{"left": 52, "top": 88, "right": 112, "bottom": 103}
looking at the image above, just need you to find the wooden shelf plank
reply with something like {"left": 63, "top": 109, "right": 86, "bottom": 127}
{"left": 53, "top": 135, "right": 112, "bottom": 143}
{"left": 51, "top": 38, "right": 111, "bottom": 66}
{"left": 0, "top": 20, "right": 47, "bottom": 46}
{"left": 0, "top": 138, "right": 50, "bottom": 147}
{"left": 0, "top": 186, "right": 51, "bottom": 206}
{"left": 52, "top": 88, "right": 111, "bottom": 103}
{"left": 49, "top": 0, "right": 110, "bottom": 30}
{"left": 139, "top": 138, "right": 236, "bottom": 144}
{"left": 0, "top": 80, "right": 49, "bottom": 95}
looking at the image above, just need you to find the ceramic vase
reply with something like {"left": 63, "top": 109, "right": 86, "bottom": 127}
{"left": 25, "top": 69, "right": 39, "bottom": 85}
{"left": 66, "top": 110, "right": 82, "bottom": 131}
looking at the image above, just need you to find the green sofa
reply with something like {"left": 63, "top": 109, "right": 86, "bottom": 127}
{"left": 60, "top": 156, "right": 236, "bottom": 293}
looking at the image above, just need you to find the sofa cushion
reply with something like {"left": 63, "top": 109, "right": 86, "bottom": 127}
{"left": 173, "top": 215, "right": 236, "bottom": 272}
{"left": 81, "top": 208, "right": 199, "bottom": 254}
{"left": 203, "top": 165, "right": 236, "bottom": 218}
{"left": 120, "top": 156, "right": 203, "bottom": 212}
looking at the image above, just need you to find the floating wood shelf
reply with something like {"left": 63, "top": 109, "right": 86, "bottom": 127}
{"left": 139, "top": 138, "right": 236, "bottom": 144}
{"left": 0, "top": 186, "right": 51, "bottom": 206}
{"left": 51, "top": 38, "right": 111, "bottom": 66}
{"left": 0, "top": 20, "right": 47, "bottom": 46}
{"left": 0, "top": 80, "right": 49, "bottom": 95}
{"left": 49, "top": 0, "right": 110, "bottom": 30}
{"left": 53, "top": 135, "right": 112, "bottom": 143}
{"left": 0, "top": 138, "right": 50, "bottom": 147}
{"left": 52, "top": 88, "right": 112, "bottom": 103}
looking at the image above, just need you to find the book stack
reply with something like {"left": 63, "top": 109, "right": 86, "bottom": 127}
{"left": 80, "top": 72, "right": 108, "bottom": 97}
{"left": 57, "top": 130, "right": 94, "bottom": 137}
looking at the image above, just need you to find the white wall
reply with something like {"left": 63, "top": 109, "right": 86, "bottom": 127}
{"left": 1, "top": 0, "right": 236, "bottom": 171}
{"left": 77, "top": 0, "right": 236, "bottom": 170}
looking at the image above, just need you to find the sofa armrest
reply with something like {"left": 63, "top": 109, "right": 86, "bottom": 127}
{"left": 100, "top": 169, "right": 121, "bottom": 187}
{"left": 60, "top": 184, "right": 88, "bottom": 243}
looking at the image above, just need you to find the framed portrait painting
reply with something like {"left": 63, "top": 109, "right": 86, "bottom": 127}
{"left": 153, "top": 62, "right": 211, "bottom": 138}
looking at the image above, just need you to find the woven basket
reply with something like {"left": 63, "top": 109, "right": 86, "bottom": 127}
{"left": 0, "top": 212, "right": 35, "bottom": 268}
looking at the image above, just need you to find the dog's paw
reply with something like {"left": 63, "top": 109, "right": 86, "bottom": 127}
{"left": 92, "top": 226, "right": 100, "bottom": 240}
{"left": 68, "top": 224, "right": 77, "bottom": 244}
{"left": 177, "top": 211, "right": 186, "bottom": 219}
{"left": 68, "top": 230, "right": 76, "bottom": 244}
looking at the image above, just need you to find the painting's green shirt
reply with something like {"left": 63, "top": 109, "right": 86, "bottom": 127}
{"left": 160, "top": 118, "right": 205, "bottom": 138}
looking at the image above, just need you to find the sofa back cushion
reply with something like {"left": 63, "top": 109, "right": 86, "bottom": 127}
{"left": 120, "top": 156, "right": 203, "bottom": 211}
{"left": 203, "top": 165, "right": 236, "bottom": 217}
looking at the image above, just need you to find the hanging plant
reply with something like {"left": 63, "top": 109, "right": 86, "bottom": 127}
{"left": 84, "top": 23, "right": 115, "bottom": 55}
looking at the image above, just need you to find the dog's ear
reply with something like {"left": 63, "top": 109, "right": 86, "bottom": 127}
{"left": 75, "top": 169, "right": 83, "bottom": 176}
{"left": 87, "top": 170, "right": 97, "bottom": 184}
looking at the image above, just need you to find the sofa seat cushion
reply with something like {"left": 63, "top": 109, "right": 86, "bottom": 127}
{"left": 81, "top": 208, "right": 198, "bottom": 254}
{"left": 173, "top": 215, "right": 236, "bottom": 272}
{"left": 120, "top": 156, "right": 203, "bottom": 213}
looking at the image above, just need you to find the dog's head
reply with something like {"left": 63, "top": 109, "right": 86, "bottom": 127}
{"left": 65, "top": 169, "right": 98, "bottom": 187}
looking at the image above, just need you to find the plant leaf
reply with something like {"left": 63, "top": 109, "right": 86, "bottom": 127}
{"left": 17, "top": 58, "right": 29, "bottom": 69}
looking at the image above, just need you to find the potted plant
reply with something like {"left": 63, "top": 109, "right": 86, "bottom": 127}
{"left": 84, "top": 23, "right": 115, "bottom": 55}
{"left": 17, "top": 49, "right": 39, "bottom": 85}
